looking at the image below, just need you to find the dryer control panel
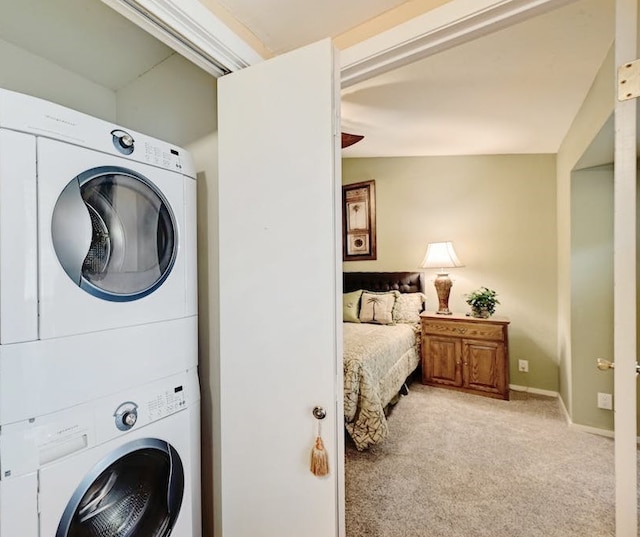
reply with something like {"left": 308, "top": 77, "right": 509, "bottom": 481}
{"left": 143, "top": 142, "right": 184, "bottom": 171}
{"left": 0, "top": 88, "right": 196, "bottom": 178}
{"left": 110, "top": 127, "right": 185, "bottom": 172}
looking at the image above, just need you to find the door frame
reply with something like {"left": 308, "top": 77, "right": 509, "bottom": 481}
{"left": 340, "top": 0, "right": 578, "bottom": 86}
{"left": 613, "top": 0, "right": 638, "bottom": 534}
{"left": 102, "top": 0, "right": 576, "bottom": 83}
{"left": 99, "top": 0, "right": 264, "bottom": 76}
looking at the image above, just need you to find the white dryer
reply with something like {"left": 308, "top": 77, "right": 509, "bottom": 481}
{"left": 0, "top": 89, "right": 198, "bottom": 415}
{"left": 0, "top": 369, "right": 201, "bottom": 537}
{"left": 0, "top": 88, "right": 197, "bottom": 343}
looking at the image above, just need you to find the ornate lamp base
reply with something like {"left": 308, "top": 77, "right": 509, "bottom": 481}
{"left": 434, "top": 273, "right": 453, "bottom": 315}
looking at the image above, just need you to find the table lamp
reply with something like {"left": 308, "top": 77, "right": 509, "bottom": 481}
{"left": 420, "top": 241, "right": 463, "bottom": 315}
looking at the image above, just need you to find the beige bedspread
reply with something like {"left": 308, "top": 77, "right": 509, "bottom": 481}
{"left": 343, "top": 322, "right": 420, "bottom": 450}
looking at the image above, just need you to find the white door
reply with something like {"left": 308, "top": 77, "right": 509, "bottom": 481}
{"left": 217, "top": 39, "right": 343, "bottom": 537}
{"left": 613, "top": 1, "right": 638, "bottom": 535}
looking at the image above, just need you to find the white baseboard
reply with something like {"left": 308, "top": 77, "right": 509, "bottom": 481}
{"left": 555, "top": 391, "right": 615, "bottom": 439}
{"left": 511, "top": 385, "right": 639, "bottom": 441}
{"left": 569, "top": 423, "right": 615, "bottom": 438}
{"left": 509, "top": 384, "right": 559, "bottom": 398}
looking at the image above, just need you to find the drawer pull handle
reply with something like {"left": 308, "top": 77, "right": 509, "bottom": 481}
{"left": 457, "top": 328, "right": 467, "bottom": 334}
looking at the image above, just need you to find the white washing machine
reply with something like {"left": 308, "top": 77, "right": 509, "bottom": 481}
{"left": 0, "top": 88, "right": 197, "bottom": 343}
{"left": 0, "top": 369, "right": 201, "bottom": 537}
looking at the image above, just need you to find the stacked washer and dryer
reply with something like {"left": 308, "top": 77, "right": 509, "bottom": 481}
{"left": 0, "top": 89, "right": 201, "bottom": 537}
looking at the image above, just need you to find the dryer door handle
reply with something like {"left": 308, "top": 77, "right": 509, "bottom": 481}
{"left": 51, "top": 179, "right": 92, "bottom": 285}
{"left": 167, "top": 443, "right": 185, "bottom": 515}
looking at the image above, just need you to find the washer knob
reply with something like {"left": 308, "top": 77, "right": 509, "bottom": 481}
{"left": 122, "top": 410, "right": 137, "bottom": 427}
{"left": 114, "top": 401, "right": 138, "bottom": 431}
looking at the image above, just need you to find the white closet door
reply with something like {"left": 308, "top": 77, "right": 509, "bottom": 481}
{"left": 217, "top": 39, "right": 343, "bottom": 537}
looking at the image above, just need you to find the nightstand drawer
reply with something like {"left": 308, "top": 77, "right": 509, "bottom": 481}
{"left": 422, "top": 320, "right": 504, "bottom": 341}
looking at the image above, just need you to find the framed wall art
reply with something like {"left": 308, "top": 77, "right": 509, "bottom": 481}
{"left": 342, "top": 180, "right": 377, "bottom": 261}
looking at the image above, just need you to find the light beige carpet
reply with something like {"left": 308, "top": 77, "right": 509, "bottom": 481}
{"left": 345, "top": 382, "right": 629, "bottom": 537}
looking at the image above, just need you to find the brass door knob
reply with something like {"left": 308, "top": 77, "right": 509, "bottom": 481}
{"left": 597, "top": 358, "right": 640, "bottom": 376}
{"left": 597, "top": 358, "right": 614, "bottom": 370}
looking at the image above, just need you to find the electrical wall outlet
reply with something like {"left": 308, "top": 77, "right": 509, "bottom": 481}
{"left": 518, "top": 359, "right": 529, "bottom": 373}
{"left": 597, "top": 392, "right": 613, "bottom": 410}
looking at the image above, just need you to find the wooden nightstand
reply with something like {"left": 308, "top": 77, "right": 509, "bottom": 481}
{"left": 420, "top": 312, "right": 510, "bottom": 400}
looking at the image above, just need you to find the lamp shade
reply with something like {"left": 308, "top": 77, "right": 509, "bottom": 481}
{"left": 420, "top": 242, "right": 463, "bottom": 270}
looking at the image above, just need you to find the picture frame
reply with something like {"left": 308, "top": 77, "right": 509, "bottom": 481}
{"left": 342, "top": 180, "right": 377, "bottom": 261}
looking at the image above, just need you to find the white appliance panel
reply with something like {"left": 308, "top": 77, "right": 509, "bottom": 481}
{"left": 185, "top": 176, "right": 198, "bottom": 314}
{"left": 0, "top": 474, "right": 38, "bottom": 537}
{"left": 0, "top": 316, "right": 197, "bottom": 425}
{"left": 37, "top": 137, "right": 194, "bottom": 340}
{"left": 0, "top": 130, "right": 38, "bottom": 344}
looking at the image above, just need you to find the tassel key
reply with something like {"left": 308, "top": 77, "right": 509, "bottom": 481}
{"left": 310, "top": 436, "right": 329, "bottom": 477}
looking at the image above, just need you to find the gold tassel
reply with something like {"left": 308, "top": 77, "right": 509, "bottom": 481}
{"left": 310, "top": 436, "right": 329, "bottom": 477}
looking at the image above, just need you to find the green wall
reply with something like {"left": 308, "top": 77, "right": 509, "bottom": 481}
{"left": 343, "top": 154, "right": 558, "bottom": 392}
{"left": 0, "top": 36, "right": 116, "bottom": 120}
{"left": 557, "top": 44, "right": 616, "bottom": 431}
{"left": 570, "top": 166, "right": 614, "bottom": 430}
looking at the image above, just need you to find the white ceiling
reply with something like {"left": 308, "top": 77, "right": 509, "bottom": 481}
{"left": 216, "top": 0, "right": 614, "bottom": 157}
{"left": 340, "top": 0, "right": 614, "bottom": 156}
{"left": 0, "top": 0, "right": 615, "bottom": 158}
{"left": 214, "top": 0, "right": 410, "bottom": 55}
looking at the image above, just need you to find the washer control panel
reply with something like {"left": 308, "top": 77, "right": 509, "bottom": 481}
{"left": 112, "top": 384, "right": 186, "bottom": 432}
{"left": 0, "top": 370, "right": 197, "bottom": 477}
{"left": 147, "top": 385, "right": 186, "bottom": 421}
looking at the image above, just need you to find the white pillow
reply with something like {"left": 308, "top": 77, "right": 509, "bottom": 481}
{"left": 359, "top": 291, "right": 398, "bottom": 325}
{"left": 393, "top": 293, "right": 426, "bottom": 323}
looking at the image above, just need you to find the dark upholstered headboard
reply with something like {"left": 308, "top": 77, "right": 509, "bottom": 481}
{"left": 343, "top": 272, "right": 426, "bottom": 294}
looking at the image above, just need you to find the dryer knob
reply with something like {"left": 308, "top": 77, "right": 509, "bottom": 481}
{"left": 118, "top": 134, "right": 134, "bottom": 149}
{"left": 122, "top": 410, "right": 138, "bottom": 427}
{"left": 111, "top": 129, "right": 135, "bottom": 155}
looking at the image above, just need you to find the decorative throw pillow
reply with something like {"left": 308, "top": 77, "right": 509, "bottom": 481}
{"left": 359, "top": 291, "right": 398, "bottom": 325}
{"left": 343, "top": 290, "right": 363, "bottom": 323}
{"left": 393, "top": 292, "right": 426, "bottom": 323}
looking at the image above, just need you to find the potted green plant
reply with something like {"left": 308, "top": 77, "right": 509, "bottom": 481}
{"left": 465, "top": 287, "right": 500, "bottom": 318}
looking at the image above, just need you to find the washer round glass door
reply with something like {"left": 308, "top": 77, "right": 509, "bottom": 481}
{"left": 51, "top": 166, "right": 177, "bottom": 302}
{"left": 56, "top": 438, "right": 184, "bottom": 537}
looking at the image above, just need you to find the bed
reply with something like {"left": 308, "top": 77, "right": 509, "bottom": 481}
{"left": 342, "top": 272, "right": 425, "bottom": 450}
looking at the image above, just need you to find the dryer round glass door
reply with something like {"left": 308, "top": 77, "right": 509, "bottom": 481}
{"left": 56, "top": 438, "right": 184, "bottom": 537}
{"left": 51, "top": 166, "right": 177, "bottom": 302}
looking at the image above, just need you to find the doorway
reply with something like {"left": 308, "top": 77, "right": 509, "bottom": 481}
{"left": 341, "top": 1, "right": 620, "bottom": 535}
